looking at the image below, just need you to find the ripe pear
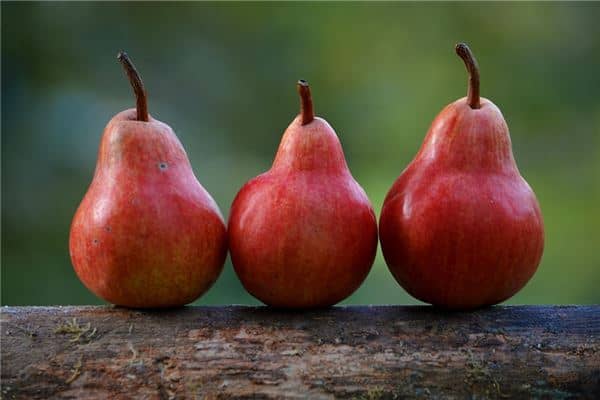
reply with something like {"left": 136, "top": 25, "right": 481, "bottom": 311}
{"left": 228, "top": 81, "right": 378, "bottom": 308}
{"left": 379, "top": 44, "right": 544, "bottom": 309}
{"left": 69, "top": 52, "right": 227, "bottom": 308}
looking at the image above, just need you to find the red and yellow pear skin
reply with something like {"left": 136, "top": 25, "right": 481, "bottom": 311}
{"left": 228, "top": 81, "right": 378, "bottom": 308}
{"left": 379, "top": 44, "right": 544, "bottom": 309}
{"left": 69, "top": 53, "right": 226, "bottom": 308}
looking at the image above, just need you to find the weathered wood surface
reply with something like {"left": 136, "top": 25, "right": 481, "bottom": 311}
{"left": 1, "top": 306, "right": 598, "bottom": 399}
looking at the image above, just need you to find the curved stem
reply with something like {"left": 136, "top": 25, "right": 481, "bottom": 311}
{"left": 455, "top": 43, "right": 480, "bottom": 109}
{"left": 297, "top": 80, "right": 314, "bottom": 125}
{"left": 117, "top": 51, "right": 149, "bottom": 121}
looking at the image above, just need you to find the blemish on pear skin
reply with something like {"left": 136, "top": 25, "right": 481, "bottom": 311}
{"left": 93, "top": 239, "right": 99, "bottom": 245}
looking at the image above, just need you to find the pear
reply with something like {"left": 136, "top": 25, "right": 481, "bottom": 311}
{"left": 379, "top": 44, "right": 544, "bottom": 309}
{"left": 228, "top": 80, "right": 378, "bottom": 308}
{"left": 69, "top": 52, "right": 227, "bottom": 308}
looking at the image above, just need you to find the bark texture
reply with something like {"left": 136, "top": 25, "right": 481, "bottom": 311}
{"left": 1, "top": 306, "right": 599, "bottom": 399}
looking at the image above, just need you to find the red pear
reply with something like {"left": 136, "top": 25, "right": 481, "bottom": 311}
{"left": 228, "top": 81, "right": 378, "bottom": 308}
{"left": 379, "top": 44, "right": 544, "bottom": 309}
{"left": 69, "top": 52, "right": 227, "bottom": 308}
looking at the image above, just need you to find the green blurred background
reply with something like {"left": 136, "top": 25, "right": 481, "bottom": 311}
{"left": 2, "top": 3, "right": 599, "bottom": 306}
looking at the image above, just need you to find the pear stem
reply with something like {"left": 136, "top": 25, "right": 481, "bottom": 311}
{"left": 117, "top": 51, "right": 149, "bottom": 122}
{"left": 455, "top": 43, "right": 480, "bottom": 109}
{"left": 297, "top": 80, "right": 314, "bottom": 125}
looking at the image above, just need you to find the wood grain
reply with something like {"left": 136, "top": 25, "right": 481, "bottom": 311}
{"left": 1, "top": 306, "right": 599, "bottom": 399}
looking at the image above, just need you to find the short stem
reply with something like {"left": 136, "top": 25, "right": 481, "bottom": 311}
{"left": 297, "top": 80, "right": 314, "bottom": 125}
{"left": 455, "top": 43, "right": 481, "bottom": 109}
{"left": 117, "top": 51, "right": 149, "bottom": 122}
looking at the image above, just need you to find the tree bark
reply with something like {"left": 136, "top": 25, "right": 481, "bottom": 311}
{"left": 1, "top": 306, "right": 598, "bottom": 399}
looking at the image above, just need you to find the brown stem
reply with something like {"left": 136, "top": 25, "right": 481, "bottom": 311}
{"left": 297, "top": 80, "right": 314, "bottom": 125}
{"left": 455, "top": 43, "right": 480, "bottom": 109}
{"left": 117, "top": 51, "right": 149, "bottom": 122}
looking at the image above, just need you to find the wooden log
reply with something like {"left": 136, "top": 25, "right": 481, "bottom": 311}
{"left": 1, "top": 306, "right": 599, "bottom": 399}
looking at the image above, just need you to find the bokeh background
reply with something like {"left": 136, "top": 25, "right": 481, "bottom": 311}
{"left": 2, "top": 3, "right": 599, "bottom": 306}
